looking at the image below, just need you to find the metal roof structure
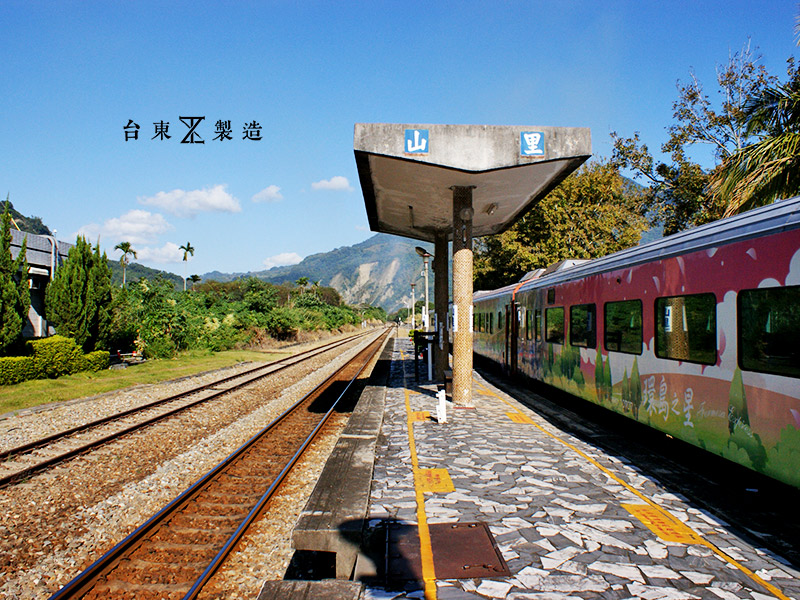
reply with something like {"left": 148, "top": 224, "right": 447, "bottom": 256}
{"left": 10, "top": 229, "right": 71, "bottom": 275}
{"left": 354, "top": 123, "right": 591, "bottom": 242}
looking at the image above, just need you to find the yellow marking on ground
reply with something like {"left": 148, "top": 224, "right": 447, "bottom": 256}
{"left": 411, "top": 410, "right": 431, "bottom": 422}
{"left": 506, "top": 411, "right": 535, "bottom": 424}
{"left": 474, "top": 380, "right": 790, "bottom": 600}
{"left": 401, "top": 352, "right": 437, "bottom": 600}
{"left": 622, "top": 503, "right": 704, "bottom": 544}
{"left": 417, "top": 468, "right": 455, "bottom": 493}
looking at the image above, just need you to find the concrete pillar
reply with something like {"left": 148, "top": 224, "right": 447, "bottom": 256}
{"left": 451, "top": 186, "right": 475, "bottom": 407}
{"left": 433, "top": 231, "right": 449, "bottom": 382}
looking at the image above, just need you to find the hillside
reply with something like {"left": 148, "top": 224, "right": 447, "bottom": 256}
{"left": 108, "top": 260, "right": 184, "bottom": 289}
{"left": 203, "top": 234, "right": 435, "bottom": 313}
{"left": 1, "top": 199, "right": 51, "bottom": 235}
{"left": 104, "top": 234, "right": 439, "bottom": 312}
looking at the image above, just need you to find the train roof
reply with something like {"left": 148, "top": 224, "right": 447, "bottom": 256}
{"left": 474, "top": 195, "right": 800, "bottom": 302}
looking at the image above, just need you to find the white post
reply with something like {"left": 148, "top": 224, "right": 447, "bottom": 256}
{"left": 411, "top": 283, "right": 416, "bottom": 329}
{"left": 423, "top": 255, "right": 430, "bottom": 330}
{"left": 436, "top": 389, "right": 447, "bottom": 423}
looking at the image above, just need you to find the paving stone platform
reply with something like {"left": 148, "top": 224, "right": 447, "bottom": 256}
{"left": 359, "top": 337, "right": 800, "bottom": 600}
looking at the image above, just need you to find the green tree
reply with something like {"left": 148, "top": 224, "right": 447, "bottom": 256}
{"left": 622, "top": 368, "right": 629, "bottom": 405}
{"left": 612, "top": 43, "right": 777, "bottom": 234}
{"left": 602, "top": 354, "right": 612, "bottom": 403}
{"left": 728, "top": 367, "right": 750, "bottom": 434}
{"left": 187, "top": 274, "right": 201, "bottom": 291}
{"left": 114, "top": 241, "right": 137, "bottom": 287}
{"left": 0, "top": 200, "right": 30, "bottom": 356}
{"left": 594, "top": 354, "right": 604, "bottom": 401}
{"left": 295, "top": 276, "right": 309, "bottom": 294}
{"left": 134, "top": 276, "right": 192, "bottom": 357}
{"left": 179, "top": 242, "right": 194, "bottom": 291}
{"left": 711, "top": 59, "right": 800, "bottom": 213}
{"left": 629, "top": 357, "right": 642, "bottom": 419}
{"left": 474, "top": 161, "right": 648, "bottom": 290}
{"left": 45, "top": 237, "right": 113, "bottom": 352}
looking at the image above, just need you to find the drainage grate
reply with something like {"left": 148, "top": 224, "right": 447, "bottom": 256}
{"left": 384, "top": 520, "right": 510, "bottom": 581}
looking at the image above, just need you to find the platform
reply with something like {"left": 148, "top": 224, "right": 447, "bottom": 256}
{"left": 362, "top": 339, "right": 800, "bottom": 600}
{"left": 354, "top": 337, "right": 800, "bottom": 600}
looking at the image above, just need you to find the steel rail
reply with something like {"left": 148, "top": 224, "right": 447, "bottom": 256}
{"left": 0, "top": 329, "right": 376, "bottom": 488}
{"left": 49, "top": 328, "right": 389, "bottom": 600}
{"left": 185, "top": 329, "right": 388, "bottom": 599}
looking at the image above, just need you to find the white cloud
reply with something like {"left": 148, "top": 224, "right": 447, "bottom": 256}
{"left": 263, "top": 252, "right": 303, "bottom": 269}
{"left": 136, "top": 242, "right": 185, "bottom": 264}
{"left": 76, "top": 210, "right": 172, "bottom": 245}
{"left": 311, "top": 176, "right": 353, "bottom": 191}
{"left": 252, "top": 185, "right": 283, "bottom": 203}
{"left": 139, "top": 184, "right": 242, "bottom": 217}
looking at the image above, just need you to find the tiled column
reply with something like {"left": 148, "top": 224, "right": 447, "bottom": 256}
{"left": 451, "top": 186, "right": 475, "bottom": 407}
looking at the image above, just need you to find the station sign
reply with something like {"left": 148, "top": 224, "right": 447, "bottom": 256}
{"left": 520, "top": 131, "right": 545, "bottom": 157}
{"left": 405, "top": 128, "right": 429, "bottom": 154}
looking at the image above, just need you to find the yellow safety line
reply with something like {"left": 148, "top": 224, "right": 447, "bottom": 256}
{"left": 401, "top": 352, "right": 437, "bottom": 600}
{"left": 474, "top": 380, "right": 790, "bottom": 600}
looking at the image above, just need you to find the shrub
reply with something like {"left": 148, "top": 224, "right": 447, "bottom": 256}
{"left": 141, "top": 335, "right": 177, "bottom": 359}
{"left": 31, "top": 335, "right": 84, "bottom": 379}
{"left": 0, "top": 336, "right": 109, "bottom": 385}
{"left": 84, "top": 350, "right": 110, "bottom": 372}
{"left": 265, "top": 307, "right": 299, "bottom": 340}
{"left": 0, "top": 355, "right": 37, "bottom": 385}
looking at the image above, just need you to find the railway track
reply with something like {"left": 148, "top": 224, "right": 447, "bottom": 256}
{"left": 0, "top": 330, "right": 374, "bottom": 488}
{"left": 50, "top": 327, "right": 390, "bottom": 600}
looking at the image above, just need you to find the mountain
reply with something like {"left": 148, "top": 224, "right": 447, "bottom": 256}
{"left": 108, "top": 260, "right": 184, "bottom": 289}
{"left": 1, "top": 199, "right": 51, "bottom": 235}
{"left": 203, "top": 234, "right": 435, "bottom": 313}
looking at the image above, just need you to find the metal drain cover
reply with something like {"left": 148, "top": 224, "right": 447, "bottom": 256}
{"left": 385, "top": 521, "right": 510, "bottom": 581}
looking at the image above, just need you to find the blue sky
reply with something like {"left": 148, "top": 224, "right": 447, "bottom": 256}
{"left": 1, "top": 1, "right": 798, "bottom": 277}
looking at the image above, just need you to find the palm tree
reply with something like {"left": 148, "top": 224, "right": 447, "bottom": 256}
{"left": 114, "top": 241, "right": 137, "bottom": 287}
{"left": 711, "top": 49, "right": 800, "bottom": 214}
{"left": 188, "top": 274, "right": 201, "bottom": 291}
{"left": 295, "top": 276, "right": 309, "bottom": 294}
{"left": 179, "top": 242, "right": 194, "bottom": 291}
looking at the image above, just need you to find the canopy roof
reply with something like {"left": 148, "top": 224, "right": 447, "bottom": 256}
{"left": 354, "top": 123, "right": 591, "bottom": 242}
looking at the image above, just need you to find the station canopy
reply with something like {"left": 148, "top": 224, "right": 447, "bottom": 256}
{"left": 354, "top": 123, "right": 592, "bottom": 243}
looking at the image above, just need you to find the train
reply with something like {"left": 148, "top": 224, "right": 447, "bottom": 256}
{"left": 472, "top": 195, "right": 800, "bottom": 489}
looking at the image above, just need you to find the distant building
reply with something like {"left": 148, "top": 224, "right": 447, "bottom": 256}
{"left": 9, "top": 230, "right": 72, "bottom": 338}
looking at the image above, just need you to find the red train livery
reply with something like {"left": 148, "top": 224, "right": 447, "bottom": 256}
{"left": 473, "top": 196, "right": 800, "bottom": 489}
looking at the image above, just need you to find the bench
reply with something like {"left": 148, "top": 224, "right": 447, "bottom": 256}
{"left": 291, "top": 338, "right": 392, "bottom": 580}
{"left": 257, "top": 579, "right": 363, "bottom": 600}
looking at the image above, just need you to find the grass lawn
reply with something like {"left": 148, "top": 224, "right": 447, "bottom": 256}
{"left": 0, "top": 349, "right": 287, "bottom": 417}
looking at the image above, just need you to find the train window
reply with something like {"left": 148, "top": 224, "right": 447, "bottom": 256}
{"left": 535, "top": 309, "right": 542, "bottom": 339}
{"left": 545, "top": 307, "right": 565, "bottom": 344}
{"left": 569, "top": 304, "right": 596, "bottom": 348}
{"left": 547, "top": 288, "right": 555, "bottom": 304}
{"left": 739, "top": 286, "right": 800, "bottom": 378}
{"left": 604, "top": 300, "right": 643, "bottom": 354}
{"left": 498, "top": 311, "right": 504, "bottom": 331}
{"left": 655, "top": 293, "right": 716, "bottom": 365}
{"left": 525, "top": 309, "right": 532, "bottom": 340}
{"left": 489, "top": 312, "right": 494, "bottom": 334}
